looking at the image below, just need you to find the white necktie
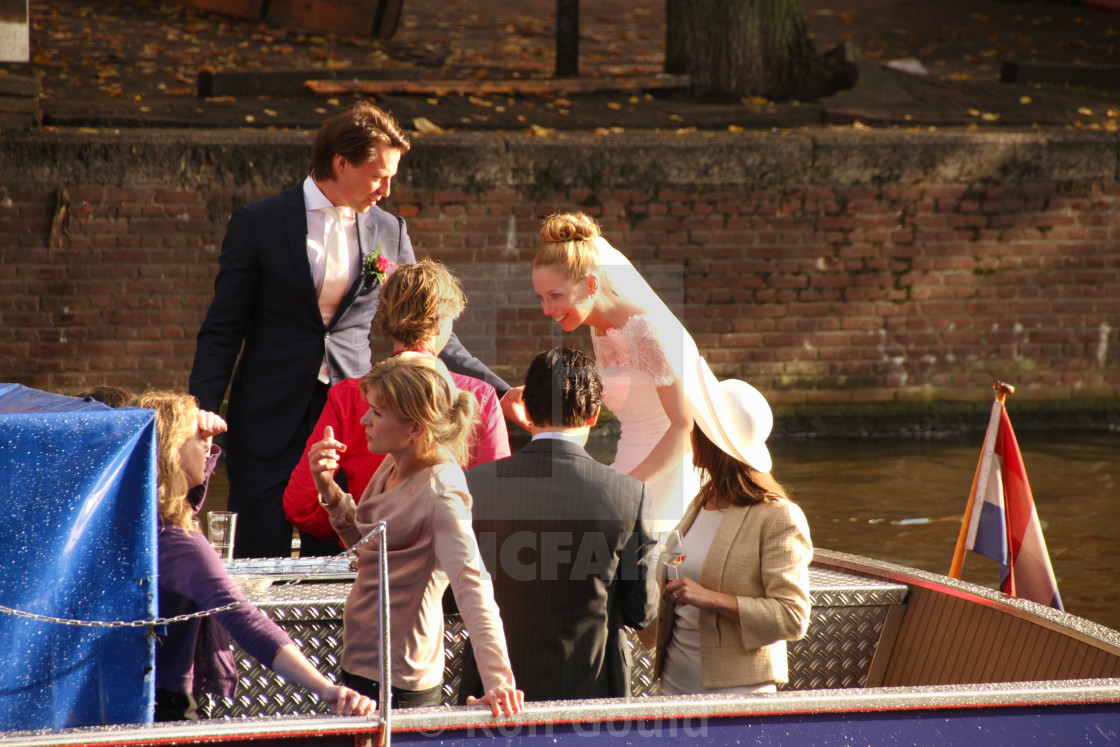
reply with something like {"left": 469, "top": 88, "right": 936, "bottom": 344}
{"left": 318, "top": 206, "right": 350, "bottom": 325}
{"left": 317, "top": 206, "right": 350, "bottom": 383}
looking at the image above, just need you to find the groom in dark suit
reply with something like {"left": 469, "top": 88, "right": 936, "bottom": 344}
{"left": 463, "top": 347, "right": 658, "bottom": 701}
{"left": 189, "top": 101, "right": 506, "bottom": 558}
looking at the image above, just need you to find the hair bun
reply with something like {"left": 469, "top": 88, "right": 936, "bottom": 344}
{"left": 455, "top": 389, "right": 475, "bottom": 413}
{"left": 540, "top": 212, "right": 600, "bottom": 244}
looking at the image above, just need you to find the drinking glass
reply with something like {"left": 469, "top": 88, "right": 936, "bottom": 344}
{"left": 659, "top": 530, "right": 686, "bottom": 580}
{"left": 207, "top": 511, "right": 237, "bottom": 562}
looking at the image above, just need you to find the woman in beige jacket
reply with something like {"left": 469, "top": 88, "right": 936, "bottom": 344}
{"left": 655, "top": 360, "right": 812, "bottom": 694}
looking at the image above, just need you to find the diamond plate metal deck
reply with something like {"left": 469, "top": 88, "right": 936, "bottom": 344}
{"left": 200, "top": 563, "right": 907, "bottom": 716}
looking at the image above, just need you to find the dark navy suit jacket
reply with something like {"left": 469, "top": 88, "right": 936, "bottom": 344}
{"left": 189, "top": 183, "right": 505, "bottom": 460}
{"left": 464, "top": 438, "right": 658, "bottom": 701}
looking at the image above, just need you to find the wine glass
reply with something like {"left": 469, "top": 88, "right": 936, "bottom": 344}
{"left": 658, "top": 530, "right": 686, "bottom": 580}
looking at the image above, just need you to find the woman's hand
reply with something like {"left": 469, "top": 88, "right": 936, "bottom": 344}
{"left": 499, "top": 386, "right": 532, "bottom": 432}
{"left": 319, "top": 684, "right": 375, "bottom": 717}
{"left": 271, "top": 645, "right": 373, "bottom": 718}
{"left": 309, "top": 425, "right": 347, "bottom": 497}
{"left": 466, "top": 684, "right": 525, "bottom": 717}
{"left": 197, "top": 410, "right": 228, "bottom": 438}
{"left": 663, "top": 577, "right": 740, "bottom": 622}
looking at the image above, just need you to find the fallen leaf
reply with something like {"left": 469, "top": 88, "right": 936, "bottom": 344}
{"left": 526, "top": 124, "right": 554, "bottom": 137}
{"left": 1019, "top": 96, "right": 1033, "bottom": 105}
{"left": 852, "top": 121, "right": 870, "bottom": 131}
{"left": 1078, "top": 107, "right": 1094, "bottom": 116}
{"left": 607, "top": 101, "right": 622, "bottom": 110}
{"left": 412, "top": 116, "right": 445, "bottom": 134}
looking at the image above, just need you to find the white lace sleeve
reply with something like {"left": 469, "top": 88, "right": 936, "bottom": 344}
{"left": 623, "top": 316, "right": 677, "bottom": 388}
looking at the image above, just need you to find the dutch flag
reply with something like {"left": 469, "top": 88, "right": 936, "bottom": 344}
{"left": 963, "top": 399, "right": 1063, "bottom": 610}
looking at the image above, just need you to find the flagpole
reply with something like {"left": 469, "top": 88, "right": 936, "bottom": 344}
{"left": 949, "top": 381, "right": 1014, "bottom": 578}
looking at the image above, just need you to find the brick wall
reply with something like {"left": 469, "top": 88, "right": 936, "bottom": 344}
{"left": 1, "top": 129, "right": 1117, "bottom": 424}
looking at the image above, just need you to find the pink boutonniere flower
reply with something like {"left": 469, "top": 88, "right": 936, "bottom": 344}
{"left": 363, "top": 246, "right": 399, "bottom": 287}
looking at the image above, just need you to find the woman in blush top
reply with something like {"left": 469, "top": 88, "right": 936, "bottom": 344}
{"left": 527, "top": 211, "right": 703, "bottom": 532}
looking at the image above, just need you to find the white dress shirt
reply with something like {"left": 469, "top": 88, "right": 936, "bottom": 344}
{"left": 302, "top": 176, "right": 360, "bottom": 293}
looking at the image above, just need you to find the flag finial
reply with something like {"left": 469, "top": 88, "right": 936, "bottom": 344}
{"left": 993, "top": 380, "right": 1015, "bottom": 403}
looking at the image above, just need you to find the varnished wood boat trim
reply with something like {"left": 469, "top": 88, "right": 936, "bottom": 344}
{"left": 812, "top": 549, "right": 1120, "bottom": 687}
{"left": 864, "top": 604, "right": 906, "bottom": 687}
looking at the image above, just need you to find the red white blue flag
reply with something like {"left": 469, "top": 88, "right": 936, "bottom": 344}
{"left": 963, "top": 399, "right": 1063, "bottom": 610}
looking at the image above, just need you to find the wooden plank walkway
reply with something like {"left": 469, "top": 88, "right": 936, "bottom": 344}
{"left": 304, "top": 75, "right": 692, "bottom": 97}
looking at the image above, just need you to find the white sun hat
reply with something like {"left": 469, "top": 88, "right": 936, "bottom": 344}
{"left": 690, "top": 357, "right": 773, "bottom": 473}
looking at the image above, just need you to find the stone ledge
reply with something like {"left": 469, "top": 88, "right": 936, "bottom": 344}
{"left": 770, "top": 397, "right": 1120, "bottom": 438}
{"left": 1, "top": 129, "right": 1117, "bottom": 191}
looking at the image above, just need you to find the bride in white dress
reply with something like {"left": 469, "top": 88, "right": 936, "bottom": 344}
{"left": 530, "top": 212, "right": 703, "bottom": 529}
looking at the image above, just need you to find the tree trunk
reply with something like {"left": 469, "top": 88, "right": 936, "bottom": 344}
{"left": 665, "top": 0, "right": 840, "bottom": 101}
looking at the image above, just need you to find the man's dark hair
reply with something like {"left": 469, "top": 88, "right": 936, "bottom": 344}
{"left": 309, "top": 100, "right": 410, "bottom": 182}
{"left": 522, "top": 347, "right": 602, "bottom": 428}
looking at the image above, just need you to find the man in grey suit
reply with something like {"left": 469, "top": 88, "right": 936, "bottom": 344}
{"left": 189, "top": 101, "right": 506, "bottom": 558}
{"left": 463, "top": 347, "right": 658, "bottom": 701}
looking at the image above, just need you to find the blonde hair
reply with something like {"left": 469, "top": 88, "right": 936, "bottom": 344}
{"left": 375, "top": 259, "right": 466, "bottom": 348}
{"left": 134, "top": 390, "right": 199, "bottom": 532}
{"left": 359, "top": 354, "right": 478, "bottom": 467}
{"left": 533, "top": 212, "right": 610, "bottom": 289}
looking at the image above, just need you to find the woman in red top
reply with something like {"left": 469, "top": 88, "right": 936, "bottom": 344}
{"left": 284, "top": 259, "right": 510, "bottom": 552}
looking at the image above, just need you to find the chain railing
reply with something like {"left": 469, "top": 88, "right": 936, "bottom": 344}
{"left": 1, "top": 520, "right": 392, "bottom": 744}
{"left": 0, "top": 521, "right": 385, "bottom": 630}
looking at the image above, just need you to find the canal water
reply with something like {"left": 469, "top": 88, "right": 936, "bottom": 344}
{"left": 768, "top": 430, "right": 1120, "bottom": 632}
{"left": 208, "top": 429, "right": 1120, "bottom": 632}
{"left": 584, "top": 427, "right": 1120, "bottom": 632}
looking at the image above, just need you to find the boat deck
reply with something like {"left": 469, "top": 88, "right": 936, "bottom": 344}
{"left": 5, "top": 552, "right": 1120, "bottom": 746}
{"left": 206, "top": 559, "right": 908, "bottom": 717}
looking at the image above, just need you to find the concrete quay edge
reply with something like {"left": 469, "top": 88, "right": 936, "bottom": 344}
{"left": 2, "top": 129, "right": 1118, "bottom": 193}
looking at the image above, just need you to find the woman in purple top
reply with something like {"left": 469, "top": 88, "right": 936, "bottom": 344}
{"left": 139, "top": 391, "right": 374, "bottom": 721}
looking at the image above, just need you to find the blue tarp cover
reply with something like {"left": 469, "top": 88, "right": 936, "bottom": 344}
{"left": 0, "top": 384, "right": 157, "bottom": 730}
